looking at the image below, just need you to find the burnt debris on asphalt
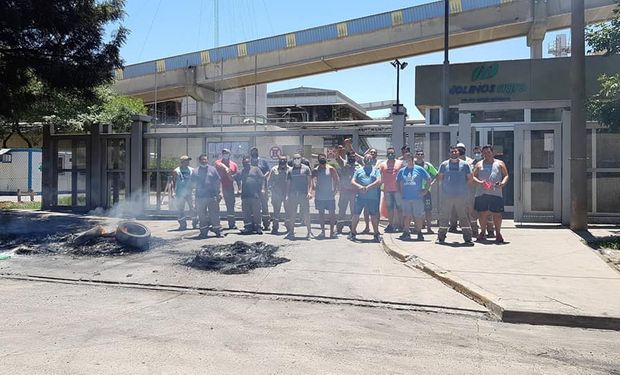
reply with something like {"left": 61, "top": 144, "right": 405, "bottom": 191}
{"left": 186, "top": 241, "right": 289, "bottom": 274}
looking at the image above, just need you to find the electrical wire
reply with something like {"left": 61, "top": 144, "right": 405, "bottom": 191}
{"left": 137, "top": 0, "right": 163, "bottom": 60}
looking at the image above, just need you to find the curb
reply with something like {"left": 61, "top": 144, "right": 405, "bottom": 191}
{"left": 381, "top": 234, "right": 620, "bottom": 331}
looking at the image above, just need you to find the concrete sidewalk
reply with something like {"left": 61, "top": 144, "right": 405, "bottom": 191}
{"left": 382, "top": 222, "right": 620, "bottom": 330}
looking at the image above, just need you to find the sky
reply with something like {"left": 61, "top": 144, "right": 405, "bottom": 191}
{"left": 112, "top": 0, "right": 570, "bottom": 119}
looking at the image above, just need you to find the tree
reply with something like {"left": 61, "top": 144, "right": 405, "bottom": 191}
{"left": 585, "top": 1, "right": 620, "bottom": 132}
{"left": 0, "top": 0, "right": 127, "bottom": 139}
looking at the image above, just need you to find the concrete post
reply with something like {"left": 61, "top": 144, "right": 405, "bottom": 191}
{"left": 41, "top": 124, "right": 55, "bottom": 210}
{"left": 458, "top": 112, "right": 472, "bottom": 150}
{"left": 391, "top": 105, "right": 406, "bottom": 151}
{"left": 570, "top": 0, "right": 587, "bottom": 230}
{"left": 196, "top": 100, "right": 214, "bottom": 127}
{"left": 89, "top": 124, "right": 102, "bottom": 210}
{"left": 129, "top": 115, "right": 151, "bottom": 214}
{"left": 529, "top": 39, "right": 544, "bottom": 59}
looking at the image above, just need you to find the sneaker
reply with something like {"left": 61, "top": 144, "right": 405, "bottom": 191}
{"left": 284, "top": 233, "right": 295, "bottom": 240}
{"left": 487, "top": 229, "right": 495, "bottom": 238}
{"left": 385, "top": 224, "right": 394, "bottom": 233}
{"left": 476, "top": 233, "right": 486, "bottom": 242}
{"left": 495, "top": 234, "right": 505, "bottom": 244}
{"left": 435, "top": 237, "right": 445, "bottom": 244}
{"left": 317, "top": 231, "right": 326, "bottom": 239}
{"left": 399, "top": 232, "right": 411, "bottom": 241}
{"left": 373, "top": 233, "right": 381, "bottom": 243}
{"left": 255, "top": 229, "right": 263, "bottom": 235}
{"left": 213, "top": 230, "right": 223, "bottom": 238}
{"left": 448, "top": 226, "right": 458, "bottom": 233}
{"left": 178, "top": 222, "right": 187, "bottom": 231}
{"left": 239, "top": 228, "right": 254, "bottom": 235}
{"left": 198, "top": 231, "right": 208, "bottom": 239}
{"left": 347, "top": 233, "right": 356, "bottom": 241}
{"left": 329, "top": 233, "right": 338, "bottom": 239}
{"left": 417, "top": 233, "right": 424, "bottom": 241}
{"left": 426, "top": 227, "right": 435, "bottom": 234}
{"left": 270, "top": 228, "right": 279, "bottom": 235}
{"left": 228, "top": 225, "right": 238, "bottom": 230}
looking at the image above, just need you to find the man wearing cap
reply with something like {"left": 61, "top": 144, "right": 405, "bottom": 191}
{"left": 193, "top": 153, "right": 222, "bottom": 238}
{"left": 214, "top": 148, "right": 239, "bottom": 230}
{"left": 267, "top": 155, "right": 290, "bottom": 234}
{"left": 171, "top": 155, "right": 197, "bottom": 230}
{"left": 250, "top": 147, "right": 271, "bottom": 230}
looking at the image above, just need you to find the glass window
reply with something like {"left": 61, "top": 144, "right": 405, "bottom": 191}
{"left": 449, "top": 108, "right": 459, "bottom": 124}
{"left": 429, "top": 108, "right": 440, "bottom": 125}
{"left": 596, "top": 131, "right": 620, "bottom": 168}
{"left": 596, "top": 173, "right": 620, "bottom": 213}
{"left": 531, "top": 108, "right": 562, "bottom": 122}
{"left": 471, "top": 110, "right": 524, "bottom": 123}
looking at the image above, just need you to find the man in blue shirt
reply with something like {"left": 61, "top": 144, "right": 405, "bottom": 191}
{"left": 436, "top": 146, "right": 474, "bottom": 243}
{"left": 350, "top": 155, "right": 382, "bottom": 242}
{"left": 396, "top": 150, "right": 431, "bottom": 241}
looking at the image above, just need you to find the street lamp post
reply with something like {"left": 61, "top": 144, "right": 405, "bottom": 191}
{"left": 390, "top": 59, "right": 408, "bottom": 114}
{"left": 442, "top": 0, "right": 450, "bottom": 125}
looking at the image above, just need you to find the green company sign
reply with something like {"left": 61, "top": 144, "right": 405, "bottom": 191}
{"left": 449, "top": 62, "right": 527, "bottom": 98}
{"left": 471, "top": 63, "right": 498, "bottom": 81}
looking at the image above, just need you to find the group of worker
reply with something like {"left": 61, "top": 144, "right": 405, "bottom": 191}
{"left": 171, "top": 140, "right": 509, "bottom": 244}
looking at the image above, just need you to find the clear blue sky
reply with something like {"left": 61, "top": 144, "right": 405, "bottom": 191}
{"left": 114, "top": 0, "right": 569, "bottom": 119}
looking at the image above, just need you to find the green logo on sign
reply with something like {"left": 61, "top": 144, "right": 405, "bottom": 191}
{"left": 471, "top": 63, "right": 498, "bottom": 82}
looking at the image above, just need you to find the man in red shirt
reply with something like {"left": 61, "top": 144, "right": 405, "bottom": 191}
{"left": 378, "top": 147, "right": 403, "bottom": 232}
{"left": 214, "top": 148, "right": 239, "bottom": 230}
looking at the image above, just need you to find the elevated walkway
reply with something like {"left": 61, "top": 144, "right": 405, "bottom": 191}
{"left": 113, "top": 0, "right": 616, "bottom": 103}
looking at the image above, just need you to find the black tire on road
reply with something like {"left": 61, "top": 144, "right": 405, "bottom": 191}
{"left": 115, "top": 221, "right": 151, "bottom": 250}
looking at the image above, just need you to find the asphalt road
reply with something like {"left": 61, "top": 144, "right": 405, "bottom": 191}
{"left": 1, "top": 278, "right": 618, "bottom": 375}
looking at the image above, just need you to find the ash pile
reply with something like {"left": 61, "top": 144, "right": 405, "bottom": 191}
{"left": 0, "top": 221, "right": 151, "bottom": 257}
{"left": 187, "top": 241, "right": 289, "bottom": 274}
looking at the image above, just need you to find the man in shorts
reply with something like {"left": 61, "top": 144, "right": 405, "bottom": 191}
{"left": 436, "top": 146, "right": 473, "bottom": 244}
{"left": 397, "top": 150, "right": 431, "bottom": 241}
{"left": 473, "top": 145, "right": 509, "bottom": 244}
{"left": 313, "top": 153, "right": 339, "bottom": 238}
{"left": 378, "top": 147, "right": 403, "bottom": 233}
{"left": 349, "top": 154, "right": 382, "bottom": 242}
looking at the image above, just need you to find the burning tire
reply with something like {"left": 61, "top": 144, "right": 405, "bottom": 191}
{"left": 115, "top": 221, "right": 151, "bottom": 250}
